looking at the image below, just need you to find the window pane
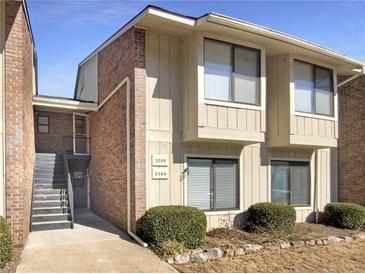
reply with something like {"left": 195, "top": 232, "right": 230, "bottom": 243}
{"left": 315, "top": 67, "right": 333, "bottom": 115}
{"left": 294, "top": 61, "right": 314, "bottom": 113}
{"left": 38, "top": 116, "right": 48, "bottom": 125}
{"left": 187, "top": 159, "right": 212, "bottom": 210}
{"left": 290, "top": 162, "right": 310, "bottom": 207}
{"left": 271, "top": 161, "right": 290, "bottom": 203}
{"left": 38, "top": 125, "right": 49, "bottom": 133}
{"left": 233, "top": 47, "right": 260, "bottom": 104}
{"left": 204, "top": 40, "right": 232, "bottom": 101}
{"left": 214, "top": 160, "right": 238, "bottom": 210}
{"left": 316, "top": 90, "right": 333, "bottom": 116}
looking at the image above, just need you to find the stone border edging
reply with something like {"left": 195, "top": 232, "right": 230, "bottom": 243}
{"left": 167, "top": 232, "right": 365, "bottom": 264}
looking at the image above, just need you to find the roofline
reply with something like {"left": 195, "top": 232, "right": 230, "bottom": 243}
{"left": 202, "top": 12, "right": 365, "bottom": 68}
{"left": 22, "top": 0, "right": 36, "bottom": 48}
{"left": 33, "top": 95, "right": 98, "bottom": 112}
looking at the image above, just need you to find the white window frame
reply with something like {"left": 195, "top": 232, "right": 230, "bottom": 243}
{"left": 268, "top": 157, "right": 314, "bottom": 211}
{"left": 198, "top": 33, "right": 266, "bottom": 112}
{"left": 290, "top": 55, "right": 338, "bottom": 122}
{"left": 183, "top": 153, "right": 242, "bottom": 215}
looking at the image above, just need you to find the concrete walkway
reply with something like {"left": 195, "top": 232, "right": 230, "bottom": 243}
{"left": 16, "top": 209, "right": 176, "bottom": 273}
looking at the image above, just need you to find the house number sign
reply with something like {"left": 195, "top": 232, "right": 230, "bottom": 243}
{"left": 151, "top": 154, "right": 168, "bottom": 180}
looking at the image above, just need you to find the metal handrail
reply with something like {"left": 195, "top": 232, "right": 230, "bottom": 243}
{"left": 63, "top": 152, "right": 74, "bottom": 228}
{"left": 29, "top": 155, "right": 36, "bottom": 232}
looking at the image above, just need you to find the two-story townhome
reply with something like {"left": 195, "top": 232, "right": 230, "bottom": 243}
{"left": 3, "top": 4, "right": 365, "bottom": 247}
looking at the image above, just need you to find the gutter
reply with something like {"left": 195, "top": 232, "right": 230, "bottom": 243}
{"left": 97, "top": 77, "right": 147, "bottom": 248}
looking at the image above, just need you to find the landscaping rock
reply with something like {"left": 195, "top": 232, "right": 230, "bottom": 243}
{"left": 174, "top": 254, "right": 190, "bottom": 264}
{"left": 341, "top": 236, "right": 353, "bottom": 243}
{"left": 353, "top": 232, "right": 365, "bottom": 240}
{"left": 305, "top": 240, "right": 316, "bottom": 246}
{"left": 280, "top": 241, "right": 290, "bottom": 249}
{"left": 315, "top": 239, "right": 324, "bottom": 246}
{"left": 263, "top": 243, "right": 280, "bottom": 251}
{"left": 225, "top": 249, "right": 235, "bottom": 257}
{"left": 166, "top": 257, "right": 174, "bottom": 264}
{"left": 290, "top": 241, "right": 305, "bottom": 248}
{"left": 234, "top": 248, "right": 245, "bottom": 256}
{"left": 327, "top": 236, "right": 341, "bottom": 244}
{"left": 322, "top": 239, "right": 330, "bottom": 245}
{"left": 191, "top": 248, "right": 223, "bottom": 262}
{"left": 242, "top": 244, "right": 263, "bottom": 254}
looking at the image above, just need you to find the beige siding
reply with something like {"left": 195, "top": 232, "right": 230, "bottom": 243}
{"left": 290, "top": 116, "right": 336, "bottom": 139}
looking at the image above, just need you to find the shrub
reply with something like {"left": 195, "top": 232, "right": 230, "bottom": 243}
{"left": 0, "top": 217, "right": 12, "bottom": 268}
{"left": 159, "top": 240, "right": 186, "bottom": 257}
{"left": 323, "top": 202, "right": 365, "bottom": 230}
{"left": 246, "top": 202, "right": 296, "bottom": 233}
{"left": 140, "top": 205, "right": 207, "bottom": 249}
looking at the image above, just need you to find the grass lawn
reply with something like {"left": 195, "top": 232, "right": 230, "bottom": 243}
{"left": 203, "top": 223, "right": 358, "bottom": 248}
{"left": 174, "top": 239, "right": 365, "bottom": 273}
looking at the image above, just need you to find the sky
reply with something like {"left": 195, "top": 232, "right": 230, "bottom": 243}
{"left": 27, "top": 0, "right": 365, "bottom": 98}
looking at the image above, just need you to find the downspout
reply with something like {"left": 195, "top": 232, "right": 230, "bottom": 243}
{"left": 314, "top": 150, "right": 319, "bottom": 223}
{"left": 97, "top": 77, "right": 147, "bottom": 247}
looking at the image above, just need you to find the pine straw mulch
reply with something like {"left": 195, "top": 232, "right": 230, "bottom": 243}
{"left": 203, "top": 223, "right": 359, "bottom": 249}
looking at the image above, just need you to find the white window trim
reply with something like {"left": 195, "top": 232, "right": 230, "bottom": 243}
{"left": 72, "top": 112, "right": 90, "bottom": 155}
{"left": 183, "top": 153, "right": 242, "bottom": 214}
{"left": 198, "top": 33, "right": 266, "bottom": 112}
{"left": 289, "top": 55, "right": 338, "bottom": 122}
{"left": 268, "top": 157, "right": 315, "bottom": 211}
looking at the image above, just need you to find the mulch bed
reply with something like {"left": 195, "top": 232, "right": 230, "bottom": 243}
{"left": 203, "top": 223, "right": 359, "bottom": 248}
{"left": 0, "top": 247, "right": 22, "bottom": 273}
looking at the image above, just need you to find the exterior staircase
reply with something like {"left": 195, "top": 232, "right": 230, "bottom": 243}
{"left": 31, "top": 153, "right": 72, "bottom": 231}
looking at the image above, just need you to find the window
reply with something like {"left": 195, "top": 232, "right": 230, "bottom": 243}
{"left": 204, "top": 39, "right": 260, "bottom": 105}
{"left": 187, "top": 158, "right": 239, "bottom": 211}
{"left": 75, "top": 117, "right": 85, "bottom": 135}
{"left": 73, "top": 170, "right": 84, "bottom": 187}
{"left": 38, "top": 116, "right": 49, "bottom": 134}
{"left": 294, "top": 60, "right": 334, "bottom": 116}
{"left": 271, "top": 160, "right": 311, "bottom": 207}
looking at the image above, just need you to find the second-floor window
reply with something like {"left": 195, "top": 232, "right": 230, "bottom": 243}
{"left": 204, "top": 39, "right": 260, "bottom": 105}
{"left": 294, "top": 60, "right": 334, "bottom": 116}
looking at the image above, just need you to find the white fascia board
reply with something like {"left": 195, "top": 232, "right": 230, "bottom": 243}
{"left": 33, "top": 97, "right": 97, "bottom": 112}
{"left": 205, "top": 13, "right": 365, "bottom": 68}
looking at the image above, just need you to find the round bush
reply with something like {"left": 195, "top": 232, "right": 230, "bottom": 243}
{"left": 0, "top": 217, "right": 12, "bottom": 268}
{"left": 140, "top": 205, "right": 207, "bottom": 249}
{"left": 246, "top": 202, "right": 296, "bottom": 233}
{"left": 323, "top": 202, "right": 365, "bottom": 230}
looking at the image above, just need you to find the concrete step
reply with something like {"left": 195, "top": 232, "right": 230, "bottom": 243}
{"left": 34, "top": 175, "right": 65, "bottom": 181}
{"left": 33, "top": 194, "right": 66, "bottom": 201}
{"left": 34, "top": 188, "right": 66, "bottom": 195}
{"left": 32, "top": 206, "right": 69, "bottom": 215}
{"left": 31, "top": 220, "right": 72, "bottom": 231}
{"left": 34, "top": 178, "right": 66, "bottom": 184}
{"left": 36, "top": 153, "right": 62, "bottom": 159}
{"left": 32, "top": 213, "right": 70, "bottom": 223}
{"left": 36, "top": 163, "right": 64, "bottom": 170}
{"left": 33, "top": 183, "right": 66, "bottom": 190}
{"left": 33, "top": 200, "right": 67, "bottom": 208}
{"left": 35, "top": 169, "right": 65, "bottom": 176}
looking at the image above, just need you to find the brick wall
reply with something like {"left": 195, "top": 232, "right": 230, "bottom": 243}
{"left": 338, "top": 75, "right": 365, "bottom": 206}
{"left": 4, "top": 1, "right": 35, "bottom": 246}
{"left": 89, "top": 27, "right": 146, "bottom": 232}
{"left": 35, "top": 111, "right": 73, "bottom": 154}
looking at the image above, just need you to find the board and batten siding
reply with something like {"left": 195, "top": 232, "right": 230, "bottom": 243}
{"left": 290, "top": 115, "right": 337, "bottom": 139}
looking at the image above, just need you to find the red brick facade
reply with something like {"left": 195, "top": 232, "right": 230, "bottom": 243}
{"left": 338, "top": 75, "right": 365, "bottom": 206}
{"left": 89, "top": 27, "right": 146, "bottom": 232}
{"left": 35, "top": 111, "right": 73, "bottom": 153}
{"left": 4, "top": 1, "right": 35, "bottom": 246}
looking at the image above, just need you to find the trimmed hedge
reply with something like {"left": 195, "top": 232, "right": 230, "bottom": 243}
{"left": 323, "top": 202, "right": 365, "bottom": 230}
{"left": 0, "top": 217, "right": 12, "bottom": 268}
{"left": 140, "top": 205, "right": 207, "bottom": 249}
{"left": 246, "top": 202, "right": 296, "bottom": 233}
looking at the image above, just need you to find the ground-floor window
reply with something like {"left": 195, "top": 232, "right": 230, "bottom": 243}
{"left": 187, "top": 158, "right": 239, "bottom": 211}
{"left": 271, "top": 160, "right": 311, "bottom": 207}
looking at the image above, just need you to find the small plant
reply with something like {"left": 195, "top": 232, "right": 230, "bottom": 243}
{"left": 323, "top": 202, "right": 365, "bottom": 230}
{"left": 158, "top": 240, "right": 186, "bottom": 257}
{"left": 140, "top": 205, "right": 207, "bottom": 249}
{"left": 0, "top": 217, "right": 12, "bottom": 268}
{"left": 246, "top": 202, "right": 296, "bottom": 234}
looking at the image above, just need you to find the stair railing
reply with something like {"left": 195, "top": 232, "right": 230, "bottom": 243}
{"left": 63, "top": 152, "right": 74, "bottom": 228}
{"left": 29, "top": 156, "right": 36, "bottom": 232}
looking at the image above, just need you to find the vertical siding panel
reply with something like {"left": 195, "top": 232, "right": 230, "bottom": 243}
{"left": 297, "top": 116, "right": 305, "bottom": 135}
{"left": 159, "top": 35, "right": 171, "bottom": 131}
{"left": 304, "top": 117, "right": 312, "bottom": 136}
{"left": 252, "top": 146, "right": 260, "bottom": 203}
{"left": 290, "top": 116, "right": 297, "bottom": 135}
{"left": 325, "top": 120, "right": 332, "bottom": 138}
{"left": 312, "top": 118, "right": 319, "bottom": 137}
{"left": 237, "top": 109, "right": 247, "bottom": 130}
{"left": 244, "top": 147, "right": 252, "bottom": 208}
{"left": 148, "top": 33, "right": 160, "bottom": 130}
{"left": 149, "top": 142, "right": 160, "bottom": 207}
{"left": 227, "top": 108, "right": 237, "bottom": 129}
{"left": 207, "top": 105, "right": 218, "bottom": 128}
{"left": 217, "top": 106, "right": 228, "bottom": 129}
{"left": 247, "top": 110, "right": 256, "bottom": 131}
{"left": 255, "top": 110, "right": 261, "bottom": 132}
{"left": 318, "top": 119, "right": 325, "bottom": 137}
